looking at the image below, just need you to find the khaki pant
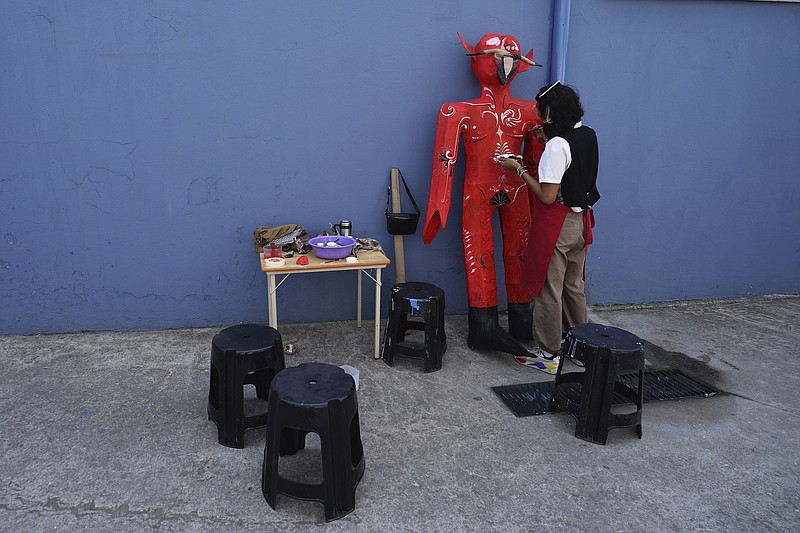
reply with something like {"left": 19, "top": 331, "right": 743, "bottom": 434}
{"left": 533, "top": 211, "right": 587, "bottom": 353}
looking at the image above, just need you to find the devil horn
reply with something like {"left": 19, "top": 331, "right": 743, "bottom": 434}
{"left": 524, "top": 49, "right": 536, "bottom": 64}
{"left": 457, "top": 32, "right": 475, "bottom": 55}
{"left": 515, "top": 48, "right": 539, "bottom": 74}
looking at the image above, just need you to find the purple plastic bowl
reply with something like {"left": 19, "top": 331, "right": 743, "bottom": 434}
{"left": 308, "top": 235, "right": 357, "bottom": 260}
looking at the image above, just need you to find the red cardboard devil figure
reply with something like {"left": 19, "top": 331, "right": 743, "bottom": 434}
{"left": 423, "top": 32, "right": 543, "bottom": 357}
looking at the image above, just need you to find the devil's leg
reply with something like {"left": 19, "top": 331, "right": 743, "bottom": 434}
{"left": 461, "top": 183, "right": 498, "bottom": 308}
{"left": 507, "top": 301, "right": 534, "bottom": 341}
{"left": 462, "top": 183, "right": 531, "bottom": 356}
{"left": 497, "top": 189, "right": 534, "bottom": 340}
{"left": 497, "top": 187, "right": 532, "bottom": 303}
{"left": 467, "top": 306, "right": 532, "bottom": 356}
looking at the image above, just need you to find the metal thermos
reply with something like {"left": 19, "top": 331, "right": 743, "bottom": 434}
{"left": 334, "top": 220, "right": 352, "bottom": 236}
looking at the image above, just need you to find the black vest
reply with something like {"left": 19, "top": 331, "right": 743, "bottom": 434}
{"left": 559, "top": 125, "right": 600, "bottom": 209}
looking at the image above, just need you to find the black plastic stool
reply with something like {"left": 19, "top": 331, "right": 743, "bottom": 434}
{"left": 550, "top": 323, "right": 645, "bottom": 445}
{"left": 207, "top": 324, "right": 285, "bottom": 448}
{"left": 381, "top": 282, "right": 446, "bottom": 372}
{"left": 261, "top": 362, "right": 364, "bottom": 522}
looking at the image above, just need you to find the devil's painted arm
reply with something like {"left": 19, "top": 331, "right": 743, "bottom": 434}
{"left": 422, "top": 103, "right": 469, "bottom": 244}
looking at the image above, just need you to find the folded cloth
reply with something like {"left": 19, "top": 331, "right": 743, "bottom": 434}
{"left": 253, "top": 224, "right": 309, "bottom": 253}
{"left": 355, "top": 238, "right": 383, "bottom": 254}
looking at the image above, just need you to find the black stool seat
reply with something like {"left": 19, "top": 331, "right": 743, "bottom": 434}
{"left": 261, "top": 362, "right": 364, "bottom": 522}
{"left": 551, "top": 323, "right": 645, "bottom": 445}
{"left": 381, "top": 282, "right": 446, "bottom": 372}
{"left": 207, "top": 324, "right": 285, "bottom": 448}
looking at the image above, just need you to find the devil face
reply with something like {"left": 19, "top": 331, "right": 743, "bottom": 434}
{"left": 470, "top": 33, "right": 523, "bottom": 86}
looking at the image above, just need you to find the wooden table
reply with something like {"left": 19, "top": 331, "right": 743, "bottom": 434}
{"left": 260, "top": 250, "right": 391, "bottom": 358}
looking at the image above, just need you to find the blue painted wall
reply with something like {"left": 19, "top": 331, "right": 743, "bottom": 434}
{"left": 565, "top": 1, "right": 800, "bottom": 304}
{"left": 2, "top": 1, "right": 799, "bottom": 334}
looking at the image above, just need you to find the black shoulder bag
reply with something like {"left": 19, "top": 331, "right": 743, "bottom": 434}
{"left": 385, "top": 169, "right": 420, "bottom": 236}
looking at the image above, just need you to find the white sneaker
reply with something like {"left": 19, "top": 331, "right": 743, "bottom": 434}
{"left": 531, "top": 346, "right": 559, "bottom": 361}
{"left": 514, "top": 348, "right": 560, "bottom": 375}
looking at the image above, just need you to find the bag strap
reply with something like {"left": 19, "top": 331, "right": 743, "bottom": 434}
{"left": 386, "top": 169, "right": 420, "bottom": 215}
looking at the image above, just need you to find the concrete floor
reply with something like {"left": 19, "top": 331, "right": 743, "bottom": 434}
{"left": 1, "top": 295, "right": 798, "bottom": 532}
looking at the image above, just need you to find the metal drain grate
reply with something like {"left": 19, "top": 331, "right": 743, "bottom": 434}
{"left": 490, "top": 382, "right": 554, "bottom": 416}
{"left": 491, "top": 369, "right": 718, "bottom": 417}
{"left": 619, "top": 369, "right": 717, "bottom": 402}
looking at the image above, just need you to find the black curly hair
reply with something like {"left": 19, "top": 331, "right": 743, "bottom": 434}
{"left": 536, "top": 81, "right": 584, "bottom": 139}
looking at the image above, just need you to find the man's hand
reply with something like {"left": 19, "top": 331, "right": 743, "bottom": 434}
{"left": 497, "top": 156, "right": 522, "bottom": 172}
{"left": 533, "top": 124, "right": 548, "bottom": 144}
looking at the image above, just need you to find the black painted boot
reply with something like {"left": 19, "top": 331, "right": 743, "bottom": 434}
{"left": 467, "top": 306, "right": 532, "bottom": 357}
{"left": 507, "top": 302, "right": 534, "bottom": 341}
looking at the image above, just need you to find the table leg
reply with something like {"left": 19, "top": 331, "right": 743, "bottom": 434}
{"left": 267, "top": 273, "right": 278, "bottom": 329}
{"left": 357, "top": 270, "right": 363, "bottom": 328}
{"left": 374, "top": 268, "right": 382, "bottom": 358}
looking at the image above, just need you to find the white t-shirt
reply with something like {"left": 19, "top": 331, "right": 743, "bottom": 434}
{"left": 538, "top": 121, "right": 584, "bottom": 213}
